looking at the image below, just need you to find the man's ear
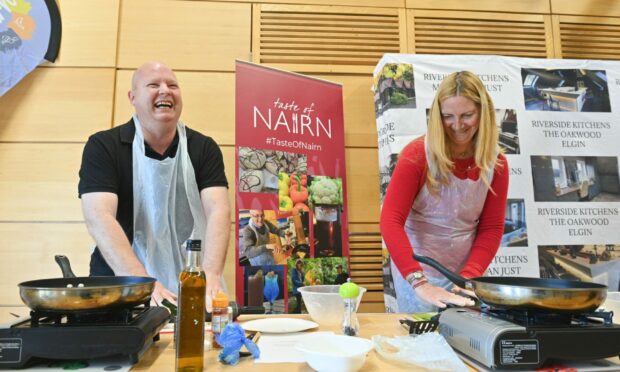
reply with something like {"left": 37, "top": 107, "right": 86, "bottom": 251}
{"left": 128, "top": 90, "right": 134, "bottom": 105}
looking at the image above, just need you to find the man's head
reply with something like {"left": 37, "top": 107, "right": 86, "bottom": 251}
{"left": 295, "top": 259, "right": 304, "bottom": 270}
{"left": 128, "top": 61, "right": 183, "bottom": 128}
{"left": 249, "top": 210, "right": 265, "bottom": 228}
{"left": 336, "top": 264, "right": 343, "bottom": 273}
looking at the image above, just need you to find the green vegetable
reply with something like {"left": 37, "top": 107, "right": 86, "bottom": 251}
{"left": 411, "top": 312, "right": 437, "bottom": 321}
{"left": 390, "top": 91, "right": 409, "bottom": 105}
{"left": 309, "top": 176, "right": 342, "bottom": 205}
{"left": 279, "top": 195, "right": 293, "bottom": 212}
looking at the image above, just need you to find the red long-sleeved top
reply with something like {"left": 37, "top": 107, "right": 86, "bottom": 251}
{"left": 380, "top": 138, "right": 509, "bottom": 279}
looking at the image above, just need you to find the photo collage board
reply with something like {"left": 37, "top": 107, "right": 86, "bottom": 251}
{"left": 373, "top": 54, "right": 620, "bottom": 312}
{"left": 235, "top": 61, "right": 349, "bottom": 314}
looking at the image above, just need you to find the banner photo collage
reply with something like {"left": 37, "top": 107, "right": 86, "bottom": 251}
{"left": 373, "top": 54, "right": 620, "bottom": 312}
{"left": 235, "top": 61, "right": 349, "bottom": 314}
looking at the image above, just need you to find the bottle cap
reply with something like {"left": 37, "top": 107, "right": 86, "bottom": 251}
{"left": 339, "top": 279, "right": 360, "bottom": 299}
{"left": 186, "top": 239, "right": 202, "bottom": 251}
{"left": 212, "top": 291, "right": 229, "bottom": 307}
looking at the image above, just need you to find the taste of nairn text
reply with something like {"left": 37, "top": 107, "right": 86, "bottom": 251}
{"left": 265, "top": 137, "right": 322, "bottom": 151}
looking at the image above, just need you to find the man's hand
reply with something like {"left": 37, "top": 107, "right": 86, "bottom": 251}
{"left": 150, "top": 281, "right": 177, "bottom": 306}
{"left": 414, "top": 283, "right": 475, "bottom": 308}
{"left": 205, "top": 272, "right": 222, "bottom": 313}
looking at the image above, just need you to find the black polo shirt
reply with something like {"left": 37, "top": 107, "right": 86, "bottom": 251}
{"left": 78, "top": 118, "right": 228, "bottom": 275}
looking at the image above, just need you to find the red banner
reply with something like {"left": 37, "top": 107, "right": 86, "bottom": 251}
{"left": 235, "top": 61, "right": 348, "bottom": 314}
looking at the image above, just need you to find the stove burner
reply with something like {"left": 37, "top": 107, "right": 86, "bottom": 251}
{"left": 0, "top": 303, "right": 169, "bottom": 368}
{"left": 438, "top": 307, "right": 620, "bottom": 370}
{"left": 30, "top": 301, "right": 151, "bottom": 326}
{"left": 481, "top": 306, "right": 614, "bottom": 327}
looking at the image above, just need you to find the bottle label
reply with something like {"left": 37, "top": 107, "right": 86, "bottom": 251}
{"left": 212, "top": 315, "right": 222, "bottom": 333}
{"left": 212, "top": 314, "right": 229, "bottom": 334}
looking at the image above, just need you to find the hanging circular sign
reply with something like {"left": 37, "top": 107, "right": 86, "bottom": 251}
{"left": 0, "top": 0, "right": 61, "bottom": 96}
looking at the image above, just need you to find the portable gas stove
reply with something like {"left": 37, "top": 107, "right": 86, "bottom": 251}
{"left": 439, "top": 307, "right": 620, "bottom": 370}
{"left": 0, "top": 303, "right": 169, "bottom": 369}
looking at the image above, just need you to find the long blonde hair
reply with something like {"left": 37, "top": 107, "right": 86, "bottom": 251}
{"left": 426, "top": 71, "right": 501, "bottom": 193}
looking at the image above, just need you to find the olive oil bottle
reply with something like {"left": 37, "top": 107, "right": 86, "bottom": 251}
{"left": 176, "top": 239, "right": 206, "bottom": 372}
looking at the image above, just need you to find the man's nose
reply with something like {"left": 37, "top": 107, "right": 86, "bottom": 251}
{"left": 158, "top": 84, "right": 170, "bottom": 94}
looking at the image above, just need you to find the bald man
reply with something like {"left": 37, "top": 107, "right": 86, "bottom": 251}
{"left": 78, "top": 62, "right": 230, "bottom": 308}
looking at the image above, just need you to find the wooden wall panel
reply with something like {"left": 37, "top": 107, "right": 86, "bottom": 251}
{"left": 45, "top": 0, "right": 119, "bottom": 67}
{"left": 0, "top": 144, "right": 83, "bottom": 221}
{"left": 117, "top": 0, "right": 251, "bottom": 71}
{"left": 0, "top": 68, "right": 115, "bottom": 142}
{"left": 218, "top": 0, "right": 405, "bottom": 7}
{"left": 551, "top": 0, "right": 620, "bottom": 17}
{"left": 313, "top": 74, "right": 377, "bottom": 148}
{"left": 113, "top": 70, "right": 235, "bottom": 146}
{"left": 408, "top": 10, "right": 554, "bottom": 58}
{"left": 0, "top": 223, "right": 93, "bottom": 305}
{"left": 349, "top": 223, "right": 380, "bottom": 233}
{"left": 408, "top": 0, "right": 551, "bottom": 14}
{"left": 349, "top": 230, "right": 383, "bottom": 292}
{"left": 345, "top": 148, "right": 380, "bottom": 223}
{"left": 254, "top": 4, "right": 403, "bottom": 74}
{"left": 552, "top": 15, "right": 620, "bottom": 60}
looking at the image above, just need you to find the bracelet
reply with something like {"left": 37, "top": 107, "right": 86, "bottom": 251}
{"left": 412, "top": 279, "right": 429, "bottom": 290}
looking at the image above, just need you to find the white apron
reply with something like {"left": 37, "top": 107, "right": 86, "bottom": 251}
{"left": 391, "top": 140, "right": 495, "bottom": 313}
{"left": 131, "top": 115, "right": 206, "bottom": 295}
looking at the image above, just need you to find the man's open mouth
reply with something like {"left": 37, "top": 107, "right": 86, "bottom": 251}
{"left": 155, "top": 101, "right": 173, "bottom": 108}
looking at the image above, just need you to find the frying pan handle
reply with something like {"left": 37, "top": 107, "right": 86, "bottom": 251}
{"left": 413, "top": 254, "right": 467, "bottom": 288}
{"left": 55, "top": 255, "right": 77, "bottom": 278}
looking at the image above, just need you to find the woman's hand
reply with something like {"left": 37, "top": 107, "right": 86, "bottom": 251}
{"left": 414, "top": 283, "right": 475, "bottom": 308}
{"left": 452, "top": 285, "right": 477, "bottom": 299}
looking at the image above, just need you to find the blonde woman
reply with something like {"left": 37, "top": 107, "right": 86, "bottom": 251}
{"left": 380, "top": 71, "right": 509, "bottom": 312}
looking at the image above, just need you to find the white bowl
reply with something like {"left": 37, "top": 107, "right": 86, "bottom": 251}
{"left": 298, "top": 285, "right": 366, "bottom": 326}
{"left": 296, "top": 334, "right": 373, "bottom": 372}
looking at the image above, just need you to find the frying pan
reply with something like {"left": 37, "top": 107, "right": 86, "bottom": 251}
{"left": 413, "top": 254, "right": 607, "bottom": 312}
{"left": 18, "top": 255, "right": 155, "bottom": 312}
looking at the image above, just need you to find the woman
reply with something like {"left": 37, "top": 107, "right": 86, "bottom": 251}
{"left": 380, "top": 71, "right": 509, "bottom": 312}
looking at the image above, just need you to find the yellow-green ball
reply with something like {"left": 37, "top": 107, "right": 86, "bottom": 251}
{"left": 339, "top": 281, "right": 360, "bottom": 299}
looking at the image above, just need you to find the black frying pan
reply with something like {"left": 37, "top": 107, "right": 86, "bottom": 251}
{"left": 18, "top": 255, "right": 155, "bottom": 312}
{"left": 414, "top": 254, "right": 607, "bottom": 312}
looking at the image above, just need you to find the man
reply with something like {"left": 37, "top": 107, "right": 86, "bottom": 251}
{"left": 334, "top": 264, "right": 349, "bottom": 285}
{"left": 78, "top": 61, "right": 230, "bottom": 307}
{"left": 291, "top": 259, "right": 305, "bottom": 314}
{"left": 240, "top": 209, "right": 287, "bottom": 266}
